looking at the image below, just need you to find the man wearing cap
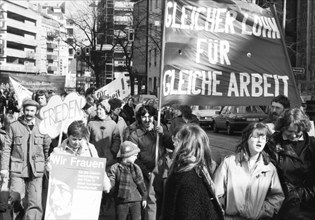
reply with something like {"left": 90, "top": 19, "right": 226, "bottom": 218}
{"left": 0, "top": 98, "right": 51, "bottom": 219}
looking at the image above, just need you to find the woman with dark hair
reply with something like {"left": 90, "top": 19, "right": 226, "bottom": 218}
{"left": 122, "top": 97, "right": 136, "bottom": 126}
{"left": 127, "top": 104, "right": 170, "bottom": 220}
{"left": 214, "top": 122, "right": 284, "bottom": 220}
{"left": 162, "top": 124, "right": 224, "bottom": 220}
{"left": 265, "top": 108, "right": 315, "bottom": 219}
{"left": 49, "top": 120, "right": 98, "bottom": 157}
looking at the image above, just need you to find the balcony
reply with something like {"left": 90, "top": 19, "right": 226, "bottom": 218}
{"left": 26, "top": 51, "right": 35, "bottom": 59}
{"left": 47, "top": 65, "right": 57, "bottom": 71}
{"left": 0, "top": 63, "right": 36, "bottom": 73}
{"left": 47, "top": 43, "right": 58, "bottom": 49}
{"left": 7, "top": 19, "right": 37, "bottom": 35}
{"left": 6, "top": 48, "right": 25, "bottom": 58}
{"left": 47, "top": 54, "right": 57, "bottom": 60}
{"left": 6, "top": 33, "right": 37, "bottom": 47}
{"left": 7, "top": 5, "right": 38, "bottom": 21}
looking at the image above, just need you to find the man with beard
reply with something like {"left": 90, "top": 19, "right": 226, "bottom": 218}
{"left": 264, "top": 95, "right": 290, "bottom": 133}
{"left": 0, "top": 99, "right": 51, "bottom": 220}
{"left": 127, "top": 105, "right": 171, "bottom": 220}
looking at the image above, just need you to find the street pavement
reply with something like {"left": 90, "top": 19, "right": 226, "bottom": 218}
{"left": 205, "top": 128, "right": 242, "bottom": 164}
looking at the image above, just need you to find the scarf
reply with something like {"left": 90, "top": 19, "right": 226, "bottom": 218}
{"left": 117, "top": 162, "right": 147, "bottom": 200}
{"left": 196, "top": 166, "right": 225, "bottom": 220}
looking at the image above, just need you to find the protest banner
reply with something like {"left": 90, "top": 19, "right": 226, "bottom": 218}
{"left": 0, "top": 73, "right": 65, "bottom": 94}
{"left": 9, "top": 77, "right": 33, "bottom": 108}
{"left": 39, "top": 92, "right": 86, "bottom": 139}
{"left": 45, "top": 154, "right": 106, "bottom": 220}
{"left": 95, "top": 74, "right": 130, "bottom": 100}
{"left": 160, "top": 0, "right": 301, "bottom": 107}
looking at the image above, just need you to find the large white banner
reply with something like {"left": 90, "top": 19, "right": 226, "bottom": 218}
{"left": 9, "top": 77, "right": 33, "bottom": 108}
{"left": 95, "top": 74, "right": 130, "bottom": 100}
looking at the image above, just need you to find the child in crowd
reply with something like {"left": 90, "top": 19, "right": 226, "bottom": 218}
{"left": 107, "top": 141, "right": 147, "bottom": 220}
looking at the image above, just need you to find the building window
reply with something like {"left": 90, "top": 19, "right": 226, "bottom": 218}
{"left": 155, "top": 0, "right": 158, "bottom": 9}
{"left": 149, "top": 0, "right": 152, "bottom": 11}
{"left": 149, "top": 49, "right": 152, "bottom": 67}
{"left": 154, "top": 48, "right": 157, "bottom": 66}
{"left": 69, "top": 48, "right": 74, "bottom": 55}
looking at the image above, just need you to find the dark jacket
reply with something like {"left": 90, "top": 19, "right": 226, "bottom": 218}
{"left": 127, "top": 121, "right": 170, "bottom": 180}
{"left": 265, "top": 131, "right": 315, "bottom": 219}
{"left": 122, "top": 103, "right": 136, "bottom": 126}
{"left": 162, "top": 168, "right": 224, "bottom": 220}
{"left": 169, "top": 115, "right": 199, "bottom": 135}
{"left": 0, "top": 116, "right": 51, "bottom": 178}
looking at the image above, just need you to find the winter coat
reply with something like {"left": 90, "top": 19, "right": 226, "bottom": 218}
{"left": 51, "top": 138, "right": 98, "bottom": 158}
{"left": 0, "top": 129, "right": 5, "bottom": 151}
{"left": 127, "top": 121, "right": 169, "bottom": 180}
{"left": 122, "top": 103, "right": 136, "bottom": 125}
{"left": 113, "top": 116, "right": 128, "bottom": 143}
{"left": 214, "top": 152, "right": 284, "bottom": 220}
{"left": 265, "top": 131, "right": 315, "bottom": 219}
{"left": 162, "top": 167, "right": 224, "bottom": 220}
{"left": 87, "top": 116, "right": 121, "bottom": 167}
{"left": 108, "top": 162, "right": 146, "bottom": 204}
{"left": 0, "top": 116, "right": 51, "bottom": 178}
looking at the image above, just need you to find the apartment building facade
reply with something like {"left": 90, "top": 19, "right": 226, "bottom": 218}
{"left": 0, "top": 0, "right": 39, "bottom": 74}
{"left": 0, "top": 0, "right": 75, "bottom": 85}
{"left": 96, "top": 0, "right": 134, "bottom": 87}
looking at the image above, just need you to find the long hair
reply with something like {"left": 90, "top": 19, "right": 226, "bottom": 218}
{"left": 236, "top": 122, "right": 270, "bottom": 163}
{"left": 275, "top": 108, "right": 311, "bottom": 133}
{"left": 170, "top": 124, "right": 214, "bottom": 177}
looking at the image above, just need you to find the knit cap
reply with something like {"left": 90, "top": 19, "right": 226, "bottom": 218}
{"left": 120, "top": 141, "right": 140, "bottom": 158}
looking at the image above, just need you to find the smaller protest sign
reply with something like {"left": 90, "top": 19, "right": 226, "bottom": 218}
{"left": 39, "top": 92, "right": 86, "bottom": 139}
{"left": 45, "top": 155, "right": 106, "bottom": 220}
{"left": 9, "top": 77, "right": 33, "bottom": 108}
{"left": 95, "top": 74, "right": 130, "bottom": 100}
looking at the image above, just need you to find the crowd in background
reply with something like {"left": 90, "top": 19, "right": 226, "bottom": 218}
{"left": 0, "top": 87, "right": 314, "bottom": 220}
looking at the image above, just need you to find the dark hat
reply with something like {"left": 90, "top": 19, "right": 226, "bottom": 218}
{"left": 22, "top": 98, "right": 39, "bottom": 108}
{"left": 108, "top": 98, "right": 122, "bottom": 111}
{"left": 120, "top": 141, "right": 140, "bottom": 158}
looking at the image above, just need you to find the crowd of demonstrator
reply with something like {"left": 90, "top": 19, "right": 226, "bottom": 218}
{"left": 0, "top": 90, "right": 315, "bottom": 220}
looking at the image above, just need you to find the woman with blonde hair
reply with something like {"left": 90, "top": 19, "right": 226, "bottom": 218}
{"left": 162, "top": 124, "right": 224, "bottom": 220}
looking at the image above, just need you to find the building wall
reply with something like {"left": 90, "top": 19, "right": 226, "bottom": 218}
{"left": 0, "top": 0, "right": 39, "bottom": 74}
{"left": 296, "top": 0, "right": 315, "bottom": 94}
{"left": 0, "top": 0, "right": 74, "bottom": 80}
{"left": 147, "top": 0, "right": 161, "bottom": 95}
{"left": 132, "top": 0, "right": 147, "bottom": 76}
